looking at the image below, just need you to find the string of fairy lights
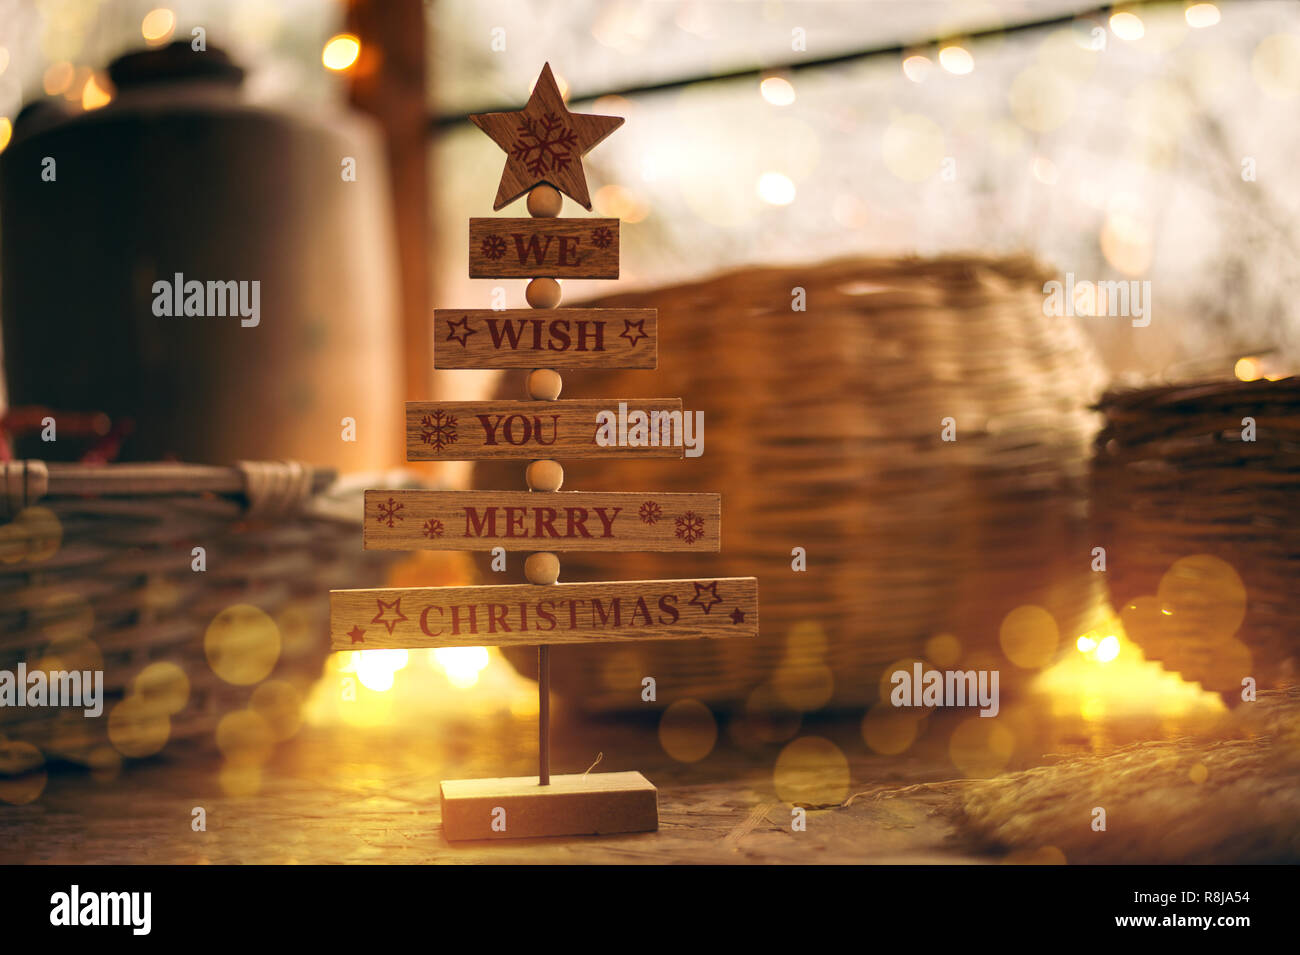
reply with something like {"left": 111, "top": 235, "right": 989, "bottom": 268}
{"left": 426, "top": 0, "right": 1251, "bottom": 130}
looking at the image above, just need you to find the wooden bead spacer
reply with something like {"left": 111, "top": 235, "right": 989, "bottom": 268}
{"left": 526, "top": 277, "right": 562, "bottom": 309}
{"left": 525, "top": 552, "right": 561, "bottom": 585}
{"left": 527, "top": 185, "right": 563, "bottom": 218}
{"left": 526, "top": 459, "right": 564, "bottom": 492}
{"left": 526, "top": 368, "right": 563, "bottom": 400}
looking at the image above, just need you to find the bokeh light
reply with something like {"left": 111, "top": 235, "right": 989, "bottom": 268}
{"left": 1251, "top": 35, "right": 1300, "bottom": 99}
{"left": 141, "top": 9, "right": 175, "bottom": 46}
{"left": 1185, "top": 3, "right": 1221, "bottom": 29}
{"left": 757, "top": 171, "right": 795, "bottom": 205}
{"left": 658, "top": 699, "right": 717, "bottom": 762}
{"left": 107, "top": 696, "right": 171, "bottom": 758}
{"left": 205, "top": 604, "right": 281, "bottom": 686}
{"left": 431, "top": 646, "right": 487, "bottom": 688}
{"left": 760, "top": 75, "right": 795, "bottom": 106}
{"left": 773, "top": 736, "right": 850, "bottom": 805}
{"left": 1110, "top": 12, "right": 1146, "bottom": 42}
{"left": 322, "top": 34, "right": 361, "bottom": 72}
{"left": 0, "top": 741, "right": 47, "bottom": 805}
{"left": 938, "top": 45, "right": 974, "bottom": 75}
{"left": 998, "top": 604, "right": 1059, "bottom": 669}
{"left": 1157, "top": 554, "right": 1247, "bottom": 640}
{"left": 902, "top": 54, "right": 933, "bottom": 83}
{"left": 131, "top": 661, "right": 190, "bottom": 716}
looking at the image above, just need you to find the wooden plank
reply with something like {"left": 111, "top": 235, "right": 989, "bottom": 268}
{"left": 363, "top": 490, "right": 720, "bottom": 552}
{"left": 440, "top": 772, "right": 658, "bottom": 841}
{"left": 434, "top": 308, "right": 657, "bottom": 369}
{"left": 405, "top": 399, "right": 685, "bottom": 460}
{"left": 329, "top": 577, "right": 759, "bottom": 649}
{"left": 468, "top": 218, "right": 619, "bottom": 278}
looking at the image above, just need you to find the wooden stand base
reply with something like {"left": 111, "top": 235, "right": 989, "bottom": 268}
{"left": 440, "top": 771, "right": 658, "bottom": 841}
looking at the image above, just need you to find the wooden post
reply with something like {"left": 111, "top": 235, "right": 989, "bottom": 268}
{"left": 346, "top": 0, "right": 431, "bottom": 409}
{"left": 538, "top": 645, "right": 551, "bottom": 785}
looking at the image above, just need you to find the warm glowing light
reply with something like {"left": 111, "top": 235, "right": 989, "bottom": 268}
{"left": 432, "top": 646, "right": 489, "bottom": 688}
{"left": 0, "top": 118, "right": 11, "bottom": 154}
{"left": 322, "top": 34, "right": 361, "bottom": 72}
{"left": 1185, "top": 3, "right": 1220, "bottom": 28}
{"left": 760, "top": 75, "right": 795, "bottom": 106}
{"left": 1253, "top": 35, "right": 1300, "bottom": 98}
{"left": 757, "top": 171, "right": 796, "bottom": 205}
{"left": 1031, "top": 155, "right": 1059, "bottom": 184}
{"left": 1110, "top": 12, "right": 1145, "bottom": 41}
{"left": 1040, "top": 615, "right": 1224, "bottom": 724}
{"left": 141, "top": 9, "right": 176, "bottom": 45}
{"left": 939, "top": 46, "right": 974, "bottom": 75}
{"left": 902, "top": 54, "right": 933, "bottom": 82}
{"left": 43, "top": 61, "right": 75, "bottom": 96}
{"left": 356, "top": 648, "right": 409, "bottom": 691}
{"left": 82, "top": 73, "right": 112, "bottom": 110}
{"left": 1095, "top": 634, "right": 1121, "bottom": 662}
{"left": 594, "top": 184, "right": 650, "bottom": 223}
{"left": 1235, "top": 356, "right": 1262, "bottom": 381}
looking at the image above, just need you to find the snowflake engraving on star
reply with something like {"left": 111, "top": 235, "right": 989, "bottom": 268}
{"left": 423, "top": 518, "right": 444, "bottom": 539}
{"left": 480, "top": 234, "right": 507, "bottom": 260}
{"left": 590, "top": 226, "right": 613, "bottom": 249}
{"left": 638, "top": 500, "right": 662, "bottom": 525}
{"left": 420, "top": 411, "right": 459, "bottom": 451}
{"left": 675, "top": 511, "right": 705, "bottom": 544}
{"left": 512, "top": 112, "right": 578, "bottom": 176}
{"left": 375, "top": 496, "right": 404, "bottom": 528}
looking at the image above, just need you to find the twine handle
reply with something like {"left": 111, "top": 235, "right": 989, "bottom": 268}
{"left": 0, "top": 460, "right": 50, "bottom": 521}
{"left": 236, "top": 460, "right": 314, "bottom": 517}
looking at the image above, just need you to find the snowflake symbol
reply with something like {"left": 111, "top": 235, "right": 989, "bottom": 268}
{"left": 638, "top": 500, "right": 662, "bottom": 525}
{"left": 375, "top": 497, "right": 404, "bottom": 528}
{"left": 423, "top": 518, "right": 444, "bottom": 539}
{"left": 480, "top": 234, "right": 507, "bottom": 261}
{"left": 675, "top": 511, "right": 705, "bottom": 545}
{"left": 590, "top": 226, "right": 613, "bottom": 249}
{"left": 512, "top": 112, "right": 578, "bottom": 176}
{"left": 420, "top": 411, "right": 459, "bottom": 451}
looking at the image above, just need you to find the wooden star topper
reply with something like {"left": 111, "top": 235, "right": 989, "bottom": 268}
{"left": 470, "top": 63, "right": 624, "bottom": 211}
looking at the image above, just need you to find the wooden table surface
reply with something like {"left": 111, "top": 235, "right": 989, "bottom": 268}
{"left": 2, "top": 649, "right": 1238, "bottom": 865}
{"left": 3, "top": 715, "right": 989, "bottom": 864}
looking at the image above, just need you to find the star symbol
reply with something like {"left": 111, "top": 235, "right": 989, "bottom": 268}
{"left": 446, "top": 316, "right": 477, "bottom": 347}
{"left": 688, "top": 581, "right": 723, "bottom": 615}
{"left": 619, "top": 318, "right": 648, "bottom": 348}
{"left": 729, "top": 608, "right": 745, "bottom": 625}
{"left": 347, "top": 625, "right": 367, "bottom": 644}
{"left": 370, "top": 597, "right": 408, "bottom": 635}
{"left": 470, "top": 63, "right": 624, "bottom": 210}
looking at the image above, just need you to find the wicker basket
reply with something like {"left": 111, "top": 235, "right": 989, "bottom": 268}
{"left": 0, "top": 460, "right": 395, "bottom": 768}
{"left": 1092, "top": 379, "right": 1300, "bottom": 696}
{"left": 476, "top": 255, "right": 1109, "bottom": 711}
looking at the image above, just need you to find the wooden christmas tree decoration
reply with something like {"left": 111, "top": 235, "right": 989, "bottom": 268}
{"left": 329, "top": 63, "right": 759, "bottom": 841}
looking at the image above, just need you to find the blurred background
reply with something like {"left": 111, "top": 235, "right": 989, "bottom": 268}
{"left": 0, "top": 1, "right": 1296, "bottom": 861}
